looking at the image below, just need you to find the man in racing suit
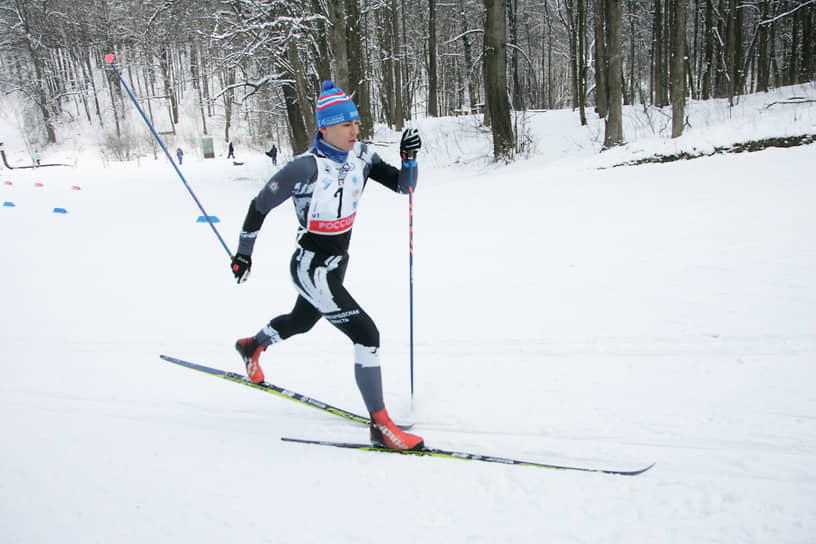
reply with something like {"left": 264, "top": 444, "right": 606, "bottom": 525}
{"left": 230, "top": 81, "right": 423, "bottom": 450}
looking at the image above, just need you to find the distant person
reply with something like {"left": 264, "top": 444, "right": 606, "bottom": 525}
{"left": 176, "top": 147, "right": 184, "bottom": 165}
{"left": 227, "top": 142, "right": 235, "bottom": 159}
{"left": 265, "top": 144, "right": 278, "bottom": 165}
{"left": 34, "top": 151, "right": 41, "bottom": 166}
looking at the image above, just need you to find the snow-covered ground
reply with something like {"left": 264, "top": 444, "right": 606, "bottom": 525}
{"left": 2, "top": 84, "right": 815, "bottom": 543}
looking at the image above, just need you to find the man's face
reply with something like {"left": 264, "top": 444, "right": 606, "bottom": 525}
{"left": 320, "top": 121, "right": 360, "bottom": 152}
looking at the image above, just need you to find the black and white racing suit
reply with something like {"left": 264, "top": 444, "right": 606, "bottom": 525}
{"left": 235, "top": 134, "right": 418, "bottom": 413}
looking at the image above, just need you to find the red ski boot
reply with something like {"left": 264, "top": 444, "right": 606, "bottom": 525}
{"left": 235, "top": 337, "right": 266, "bottom": 383}
{"left": 370, "top": 408, "right": 424, "bottom": 450}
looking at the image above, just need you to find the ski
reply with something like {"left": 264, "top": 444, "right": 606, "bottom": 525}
{"left": 281, "top": 437, "right": 655, "bottom": 476}
{"left": 160, "top": 354, "right": 413, "bottom": 429}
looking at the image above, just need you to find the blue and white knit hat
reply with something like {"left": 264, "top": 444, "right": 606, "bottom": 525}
{"left": 315, "top": 80, "right": 360, "bottom": 128}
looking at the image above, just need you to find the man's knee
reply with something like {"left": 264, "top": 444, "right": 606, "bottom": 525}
{"left": 354, "top": 344, "right": 380, "bottom": 367}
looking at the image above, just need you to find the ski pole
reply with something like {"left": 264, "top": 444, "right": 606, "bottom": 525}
{"left": 104, "top": 53, "right": 233, "bottom": 260}
{"left": 409, "top": 184, "right": 414, "bottom": 400}
{"left": 405, "top": 155, "right": 417, "bottom": 401}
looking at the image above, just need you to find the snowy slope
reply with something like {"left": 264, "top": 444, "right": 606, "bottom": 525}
{"left": 2, "top": 84, "right": 815, "bottom": 543}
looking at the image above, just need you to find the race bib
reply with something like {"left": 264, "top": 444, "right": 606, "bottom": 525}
{"left": 307, "top": 160, "right": 364, "bottom": 234}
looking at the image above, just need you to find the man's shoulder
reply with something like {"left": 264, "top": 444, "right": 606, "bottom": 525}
{"left": 354, "top": 141, "right": 379, "bottom": 165}
{"left": 283, "top": 153, "right": 318, "bottom": 171}
{"left": 266, "top": 154, "right": 318, "bottom": 189}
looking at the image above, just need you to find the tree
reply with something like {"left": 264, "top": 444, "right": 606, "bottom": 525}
{"left": 456, "top": 0, "right": 479, "bottom": 112}
{"left": 757, "top": 0, "right": 772, "bottom": 92}
{"left": 282, "top": 79, "right": 310, "bottom": 154}
{"left": 344, "top": 0, "right": 373, "bottom": 140}
{"left": 725, "top": 0, "right": 738, "bottom": 99}
{"left": 652, "top": 0, "right": 668, "bottom": 106}
{"left": 604, "top": 0, "right": 624, "bottom": 148}
{"left": 310, "top": 0, "right": 332, "bottom": 83}
{"left": 329, "top": 1, "right": 349, "bottom": 90}
{"left": 288, "top": 38, "right": 316, "bottom": 138}
{"left": 508, "top": 0, "right": 523, "bottom": 111}
{"left": 576, "top": 0, "right": 588, "bottom": 125}
{"left": 701, "top": 0, "right": 714, "bottom": 99}
{"left": 483, "top": 0, "right": 514, "bottom": 160}
{"left": 428, "top": 0, "right": 439, "bottom": 117}
{"left": 670, "top": 0, "right": 686, "bottom": 138}
{"left": 594, "top": 0, "right": 609, "bottom": 117}
{"left": 379, "top": 0, "right": 400, "bottom": 129}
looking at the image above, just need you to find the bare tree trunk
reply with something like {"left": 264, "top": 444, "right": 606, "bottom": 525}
{"left": 702, "top": 0, "right": 713, "bottom": 98}
{"left": 329, "top": 2, "right": 349, "bottom": 90}
{"left": 198, "top": 44, "right": 212, "bottom": 118}
{"left": 311, "top": 0, "right": 332, "bottom": 82}
{"left": 809, "top": 3, "right": 816, "bottom": 80}
{"left": 800, "top": 3, "right": 813, "bottom": 82}
{"left": 399, "top": 0, "right": 414, "bottom": 121}
{"left": 289, "top": 39, "right": 315, "bottom": 137}
{"left": 577, "top": 0, "right": 587, "bottom": 125}
{"left": 159, "top": 46, "right": 178, "bottom": 130}
{"left": 190, "top": 39, "right": 208, "bottom": 136}
{"left": 604, "top": 0, "right": 624, "bottom": 148}
{"left": 392, "top": 0, "right": 404, "bottom": 130}
{"left": 671, "top": 0, "right": 686, "bottom": 138}
{"left": 484, "top": 0, "right": 514, "bottom": 160}
{"left": 381, "top": 4, "right": 396, "bottom": 128}
{"left": 428, "top": 0, "right": 439, "bottom": 116}
{"left": 564, "top": 0, "right": 578, "bottom": 109}
{"left": 140, "top": 47, "right": 155, "bottom": 137}
{"left": 653, "top": 0, "right": 668, "bottom": 106}
{"left": 725, "top": 0, "right": 737, "bottom": 100}
{"left": 84, "top": 50, "right": 104, "bottom": 128}
{"left": 734, "top": 0, "right": 745, "bottom": 92}
{"left": 543, "top": 0, "right": 555, "bottom": 108}
{"left": 223, "top": 68, "right": 234, "bottom": 144}
{"left": 626, "top": 0, "right": 636, "bottom": 104}
{"left": 457, "top": 0, "right": 478, "bottom": 111}
{"left": 345, "top": 0, "right": 372, "bottom": 140}
{"left": 281, "top": 61, "right": 310, "bottom": 154}
{"left": 789, "top": 2, "right": 800, "bottom": 85}
{"left": 106, "top": 67, "right": 122, "bottom": 140}
{"left": 757, "top": 1, "right": 770, "bottom": 92}
{"left": 594, "top": 0, "right": 608, "bottom": 117}
{"left": 508, "top": 0, "right": 523, "bottom": 110}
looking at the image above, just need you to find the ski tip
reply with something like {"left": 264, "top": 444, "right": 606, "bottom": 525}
{"left": 609, "top": 462, "right": 656, "bottom": 476}
{"left": 628, "top": 462, "right": 656, "bottom": 476}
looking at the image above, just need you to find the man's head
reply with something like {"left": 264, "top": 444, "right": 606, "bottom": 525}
{"left": 316, "top": 81, "right": 360, "bottom": 152}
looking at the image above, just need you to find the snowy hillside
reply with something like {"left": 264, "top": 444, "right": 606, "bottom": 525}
{"left": 2, "top": 84, "right": 815, "bottom": 543}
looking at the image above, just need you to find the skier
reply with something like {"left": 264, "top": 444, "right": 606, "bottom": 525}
{"left": 227, "top": 142, "right": 235, "bottom": 159}
{"left": 176, "top": 147, "right": 184, "bottom": 165}
{"left": 265, "top": 144, "right": 278, "bottom": 165}
{"left": 230, "top": 80, "right": 423, "bottom": 450}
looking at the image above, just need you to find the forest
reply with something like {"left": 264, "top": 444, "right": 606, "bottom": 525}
{"left": 1, "top": 0, "right": 814, "bottom": 161}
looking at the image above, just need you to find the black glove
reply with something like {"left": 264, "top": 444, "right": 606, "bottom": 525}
{"left": 231, "top": 254, "right": 252, "bottom": 284}
{"left": 400, "top": 128, "right": 422, "bottom": 159}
